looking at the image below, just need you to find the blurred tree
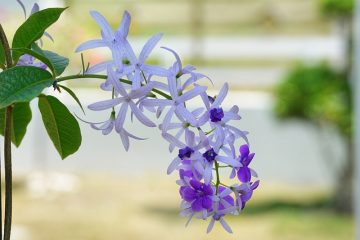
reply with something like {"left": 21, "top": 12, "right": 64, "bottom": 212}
{"left": 320, "top": 0, "right": 354, "bottom": 16}
{"left": 274, "top": 0, "right": 355, "bottom": 214}
{"left": 320, "top": 0, "right": 354, "bottom": 76}
{"left": 274, "top": 63, "right": 353, "bottom": 213}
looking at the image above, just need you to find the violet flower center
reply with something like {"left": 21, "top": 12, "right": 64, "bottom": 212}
{"left": 203, "top": 148, "right": 217, "bottom": 162}
{"left": 178, "top": 146, "right": 194, "bottom": 159}
{"left": 209, "top": 107, "right": 224, "bottom": 122}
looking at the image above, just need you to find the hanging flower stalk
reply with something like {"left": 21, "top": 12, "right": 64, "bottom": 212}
{"left": 0, "top": 2, "right": 259, "bottom": 238}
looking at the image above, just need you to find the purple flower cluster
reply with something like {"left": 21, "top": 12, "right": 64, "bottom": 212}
{"left": 77, "top": 10, "right": 259, "bottom": 233}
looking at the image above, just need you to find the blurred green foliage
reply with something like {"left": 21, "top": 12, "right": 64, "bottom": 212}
{"left": 320, "top": 0, "right": 354, "bottom": 17}
{"left": 274, "top": 63, "right": 352, "bottom": 137}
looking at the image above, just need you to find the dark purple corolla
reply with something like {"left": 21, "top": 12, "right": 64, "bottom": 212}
{"left": 180, "top": 179, "right": 214, "bottom": 212}
{"left": 209, "top": 107, "right": 224, "bottom": 122}
{"left": 203, "top": 148, "right": 217, "bottom": 162}
{"left": 237, "top": 144, "right": 255, "bottom": 183}
{"left": 178, "top": 146, "right": 194, "bottom": 159}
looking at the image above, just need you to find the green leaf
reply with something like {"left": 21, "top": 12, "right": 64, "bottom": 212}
{"left": 0, "top": 102, "right": 32, "bottom": 147}
{"left": 0, "top": 43, "right": 4, "bottom": 66}
{"left": 41, "top": 50, "right": 69, "bottom": 76}
{"left": 0, "top": 66, "right": 53, "bottom": 108}
{"left": 12, "top": 8, "right": 67, "bottom": 62}
{"left": 38, "top": 95, "right": 82, "bottom": 159}
{"left": 57, "top": 84, "right": 85, "bottom": 114}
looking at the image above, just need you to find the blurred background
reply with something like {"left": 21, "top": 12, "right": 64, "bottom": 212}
{"left": 0, "top": 0, "right": 356, "bottom": 239}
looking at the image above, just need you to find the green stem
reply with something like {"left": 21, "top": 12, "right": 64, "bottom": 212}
{"left": 0, "top": 23, "right": 13, "bottom": 240}
{"left": 55, "top": 74, "right": 172, "bottom": 100}
{"left": 3, "top": 107, "right": 12, "bottom": 240}
{"left": 219, "top": 182, "right": 230, "bottom": 188}
{"left": 215, "top": 161, "right": 220, "bottom": 194}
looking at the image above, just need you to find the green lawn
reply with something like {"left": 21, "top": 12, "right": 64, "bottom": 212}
{"left": 8, "top": 174, "right": 354, "bottom": 240}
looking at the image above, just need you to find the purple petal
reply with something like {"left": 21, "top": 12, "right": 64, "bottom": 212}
{"left": 141, "top": 99, "right": 172, "bottom": 107}
{"left": 131, "top": 69, "right": 142, "bottom": 90}
{"left": 191, "top": 198, "right": 203, "bottom": 212}
{"left": 87, "top": 61, "right": 112, "bottom": 74}
{"left": 90, "top": 11, "right": 114, "bottom": 39}
{"left": 202, "top": 196, "right": 213, "bottom": 210}
{"left": 167, "top": 157, "right": 181, "bottom": 174}
{"left": 191, "top": 108, "right": 205, "bottom": 117}
{"left": 237, "top": 167, "right": 251, "bottom": 183}
{"left": 250, "top": 168, "right": 258, "bottom": 178}
{"left": 212, "top": 83, "right": 228, "bottom": 108}
{"left": 167, "top": 74, "right": 178, "bottom": 98}
{"left": 142, "top": 64, "right": 169, "bottom": 77}
{"left": 88, "top": 98, "right": 123, "bottom": 111}
{"left": 161, "top": 46, "right": 182, "bottom": 71}
{"left": 239, "top": 144, "right": 250, "bottom": 157}
{"left": 223, "top": 111, "right": 241, "bottom": 121}
{"left": 31, "top": 3, "right": 40, "bottom": 14}
{"left": 230, "top": 168, "right": 236, "bottom": 179}
{"left": 162, "top": 132, "right": 185, "bottom": 148}
{"left": 214, "top": 125, "right": 225, "bottom": 150}
{"left": 115, "top": 103, "right": 129, "bottom": 131}
{"left": 175, "top": 105, "right": 197, "bottom": 126}
{"left": 177, "top": 85, "right": 207, "bottom": 103}
{"left": 217, "top": 156, "right": 241, "bottom": 167}
{"left": 241, "top": 189, "right": 253, "bottom": 203}
{"left": 189, "top": 179, "right": 202, "bottom": 190}
{"left": 126, "top": 129, "right": 147, "bottom": 140}
{"left": 139, "top": 33, "right": 163, "bottom": 62}
{"left": 182, "top": 188, "right": 197, "bottom": 201}
{"left": 76, "top": 39, "right": 107, "bottom": 52}
{"left": 107, "top": 67, "right": 128, "bottom": 96}
{"left": 227, "top": 126, "right": 249, "bottom": 145}
{"left": 185, "top": 130, "right": 195, "bottom": 147}
{"left": 16, "top": 0, "right": 26, "bottom": 18}
{"left": 123, "top": 40, "right": 137, "bottom": 63}
{"left": 129, "top": 82, "right": 155, "bottom": 99}
{"left": 203, "top": 184, "right": 214, "bottom": 195}
{"left": 251, "top": 180, "right": 260, "bottom": 190}
{"left": 117, "top": 10, "right": 131, "bottom": 38}
{"left": 220, "top": 218, "right": 233, "bottom": 233}
{"left": 219, "top": 187, "right": 232, "bottom": 198}
{"left": 43, "top": 31, "right": 54, "bottom": 42}
{"left": 203, "top": 164, "right": 213, "bottom": 184}
{"left": 207, "top": 218, "right": 215, "bottom": 234}
{"left": 118, "top": 129, "right": 130, "bottom": 151}
{"left": 161, "top": 122, "right": 182, "bottom": 131}
{"left": 129, "top": 101, "right": 156, "bottom": 127}
{"left": 161, "top": 106, "right": 176, "bottom": 131}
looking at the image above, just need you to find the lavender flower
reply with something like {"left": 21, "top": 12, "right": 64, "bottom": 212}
{"left": 141, "top": 83, "right": 207, "bottom": 130}
{"left": 159, "top": 107, "right": 208, "bottom": 153}
{"left": 76, "top": 11, "right": 131, "bottom": 65}
{"left": 233, "top": 180, "right": 260, "bottom": 210}
{"left": 121, "top": 33, "right": 169, "bottom": 90}
{"left": 87, "top": 67, "right": 156, "bottom": 150}
{"left": 17, "top": 54, "right": 47, "bottom": 69}
{"left": 207, "top": 186, "right": 235, "bottom": 233}
{"left": 77, "top": 111, "right": 115, "bottom": 135}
